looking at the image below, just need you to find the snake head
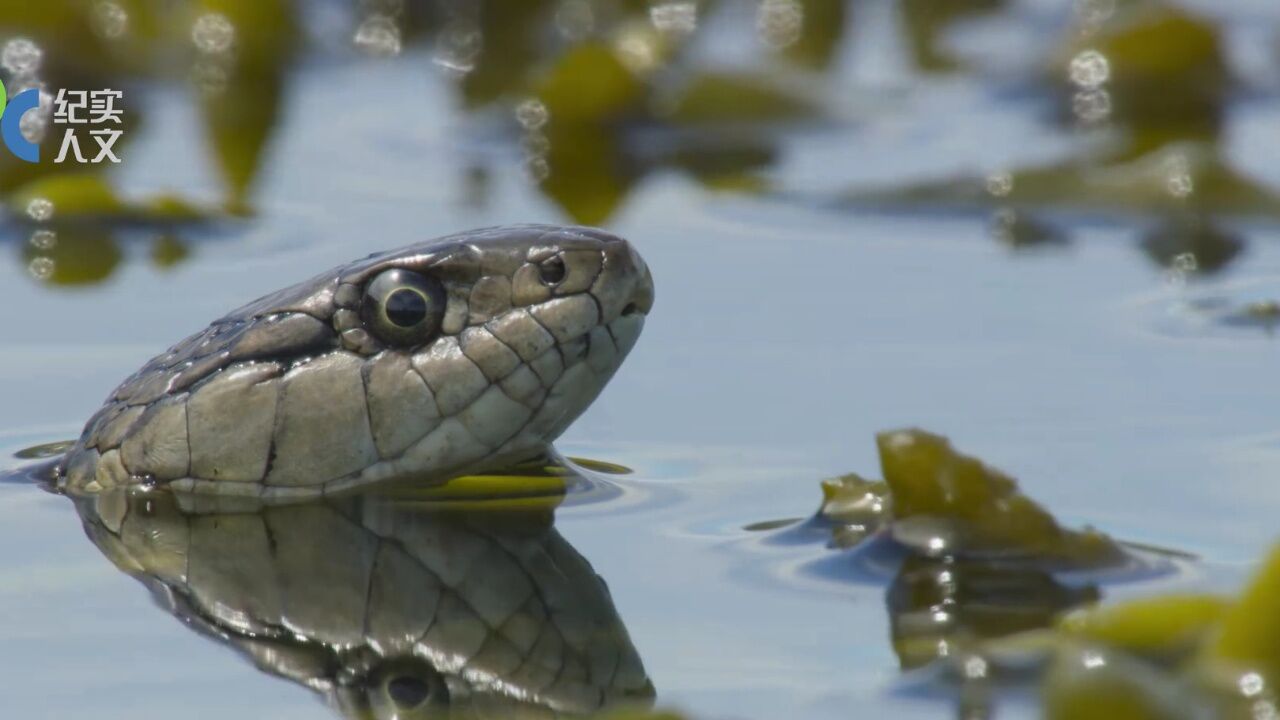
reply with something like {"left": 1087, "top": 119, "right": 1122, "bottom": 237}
{"left": 59, "top": 225, "right": 654, "bottom": 501}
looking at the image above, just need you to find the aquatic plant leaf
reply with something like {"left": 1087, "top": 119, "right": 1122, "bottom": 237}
{"left": 1197, "top": 544, "right": 1280, "bottom": 689}
{"left": 150, "top": 234, "right": 190, "bottom": 269}
{"left": 875, "top": 428, "right": 1124, "bottom": 566}
{"left": 1054, "top": 0, "right": 1227, "bottom": 143}
{"left": 889, "top": 555, "right": 1099, "bottom": 669}
{"left": 845, "top": 144, "right": 1280, "bottom": 220}
{"left": 1057, "top": 595, "right": 1228, "bottom": 660}
{"left": 194, "top": 0, "right": 296, "bottom": 210}
{"left": 20, "top": 226, "right": 121, "bottom": 286}
{"left": 1139, "top": 216, "right": 1242, "bottom": 275}
{"left": 457, "top": 0, "right": 550, "bottom": 108}
{"left": 8, "top": 173, "right": 210, "bottom": 223}
{"left": 1043, "top": 642, "right": 1200, "bottom": 720}
{"left": 815, "top": 472, "right": 891, "bottom": 548}
{"left": 666, "top": 72, "right": 818, "bottom": 124}
{"left": 777, "top": 0, "right": 847, "bottom": 71}
{"left": 9, "top": 172, "right": 124, "bottom": 217}
{"left": 536, "top": 42, "right": 645, "bottom": 124}
{"left": 538, "top": 123, "right": 633, "bottom": 225}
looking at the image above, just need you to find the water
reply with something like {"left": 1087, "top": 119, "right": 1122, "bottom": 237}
{"left": 2, "top": 1, "right": 1280, "bottom": 718}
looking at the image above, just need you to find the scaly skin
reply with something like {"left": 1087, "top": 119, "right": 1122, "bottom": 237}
{"left": 77, "top": 489, "right": 654, "bottom": 718}
{"left": 55, "top": 225, "right": 654, "bottom": 502}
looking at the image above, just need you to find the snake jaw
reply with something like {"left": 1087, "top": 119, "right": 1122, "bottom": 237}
{"left": 58, "top": 225, "right": 652, "bottom": 501}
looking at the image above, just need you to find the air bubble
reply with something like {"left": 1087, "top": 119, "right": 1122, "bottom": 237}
{"left": 192, "top": 13, "right": 235, "bottom": 55}
{"left": 353, "top": 14, "right": 402, "bottom": 57}
{"left": 93, "top": 1, "right": 130, "bottom": 39}
{"left": 650, "top": 2, "right": 698, "bottom": 36}
{"left": 515, "top": 99, "right": 549, "bottom": 131}
{"left": 1068, "top": 49, "right": 1110, "bottom": 89}
{"left": 1, "top": 38, "right": 43, "bottom": 76}
{"left": 27, "top": 257, "right": 54, "bottom": 280}
{"left": 26, "top": 197, "right": 54, "bottom": 222}
{"left": 757, "top": 0, "right": 803, "bottom": 49}
{"left": 28, "top": 229, "right": 56, "bottom": 250}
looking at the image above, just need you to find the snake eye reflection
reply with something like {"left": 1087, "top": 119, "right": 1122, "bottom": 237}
{"left": 539, "top": 256, "right": 566, "bottom": 286}
{"left": 361, "top": 269, "right": 446, "bottom": 346}
{"left": 386, "top": 676, "right": 433, "bottom": 708}
{"left": 385, "top": 288, "right": 428, "bottom": 327}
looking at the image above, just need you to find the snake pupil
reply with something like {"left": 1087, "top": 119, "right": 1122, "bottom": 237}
{"left": 384, "top": 288, "right": 428, "bottom": 327}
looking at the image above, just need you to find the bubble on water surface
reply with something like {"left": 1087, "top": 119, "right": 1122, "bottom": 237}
{"left": 515, "top": 98, "right": 549, "bottom": 131}
{"left": 27, "top": 257, "right": 54, "bottom": 281}
{"left": 1163, "top": 154, "right": 1195, "bottom": 199}
{"left": 1072, "top": 88, "right": 1112, "bottom": 124}
{"left": 651, "top": 2, "right": 698, "bottom": 36}
{"left": 192, "top": 13, "right": 235, "bottom": 55}
{"left": 757, "top": 0, "right": 803, "bottom": 50}
{"left": 985, "top": 172, "right": 1013, "bottom": 198}
{"left": 1, "top": 38, "right": 42, "bottom": 76}
{"left": 1068, "top": 49, "right": 1110, "bottom": 89}
{"left": 523, "top": 156, "right": 551, "bottom": 183}
{"left": 432, "top": 21, "right": 481, "bottom": 75}
{"left": 353, "top": 14, "right": 401, "bottom": 57}
{"left": 28, "top": 230, "right": 56, "bottom": 250}
{"left": 25, "top": 197, "right": 54, "bottom": 222}
{"left": 93, "top": 1, "right": 129, "bottom": 39}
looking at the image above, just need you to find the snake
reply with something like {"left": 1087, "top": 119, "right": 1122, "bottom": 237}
{"left": 51, "top": 224, "right": 654, "bottom": 502}
{"left": 77, "top": 488, "right": 653, "bottom": 718}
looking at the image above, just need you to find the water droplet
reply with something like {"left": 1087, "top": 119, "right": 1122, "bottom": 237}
{"left": 27, "top": 256, "right": 54, "bottom": 280}
{"left": 1075, "top": 0, "right": 1116, "bottom": 35}
{"left": 353, "top": 14, "right": 402, "bottom": 57}
{"left": 963, "top": 655, "right": 988, "bottom": 680}
{"left": 1163, "top": 154, "right": 1194, "bottom": 198}
{"left": 26, "top": 197, "right": 54, "bottom": 222}
{"left": 521, "top": 132, "right": 550, "bottom": 155}
{"left": 985, "top": 172, "right": 1013, "bottom": 198}
{"left": 1068, "top": 49, "right": 1109, "bottom": 89}
{"left": 1081, "top": 650, "right": 1107, "bottom": 669}
{"left": 28, "top": 229, "right": 56, "bottom": 250}
{"left": 93, "top": 1, "right": 129, "bottom": 39}
{"left": 650, "top": 2, "right": 698, "bottom": 36}
{"left": 523, "top": 156, "right": 550, "bottom": 183}
{"left": 757, "top": 0, "right": 803, "bottom": 49}
{"left": 1167, "top": 252, "right": 1198, "bottom": 286}
{"left": 1241, "top": 672, "right": 1266, "bottom": 698}
{"left": 192, "top": 13, "right": 235, "bottom": 55}
{"left": 1, "top": 38, "right": 43, "bottom": 76}
{"left": 432, "top": 21, "right": 481, "bottom": 74}
{"left": 191, "top": 59, "right": 230, "bottom": 95}
{"left": 1072, "top": 88, "right": 1112, "bottom": 124}
{"left": 515, "top": 98, "right": 549, "bottom": 131}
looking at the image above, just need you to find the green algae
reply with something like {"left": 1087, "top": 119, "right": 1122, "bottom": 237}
{"left": 819, "top": 429, "right": 1126, "bottom": 568}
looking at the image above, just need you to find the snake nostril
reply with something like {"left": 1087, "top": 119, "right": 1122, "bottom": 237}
{"left": 622, "top": 303, "right": 639, "bottom": 317}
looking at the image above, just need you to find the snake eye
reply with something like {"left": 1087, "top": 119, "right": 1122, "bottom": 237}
{"left": 538, "top": 256, "right": 566, "bottom": 286}
{"left": 361, "top": 269, "right": 446, "bottom": 347}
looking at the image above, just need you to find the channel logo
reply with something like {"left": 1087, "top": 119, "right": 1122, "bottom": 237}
{"left": 0, "top": 79, "right": 41, "bottom": 162}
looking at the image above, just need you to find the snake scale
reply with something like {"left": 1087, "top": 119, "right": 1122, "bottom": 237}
{"left": 52, "top": 225, "right": 654, "bottom": 502}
